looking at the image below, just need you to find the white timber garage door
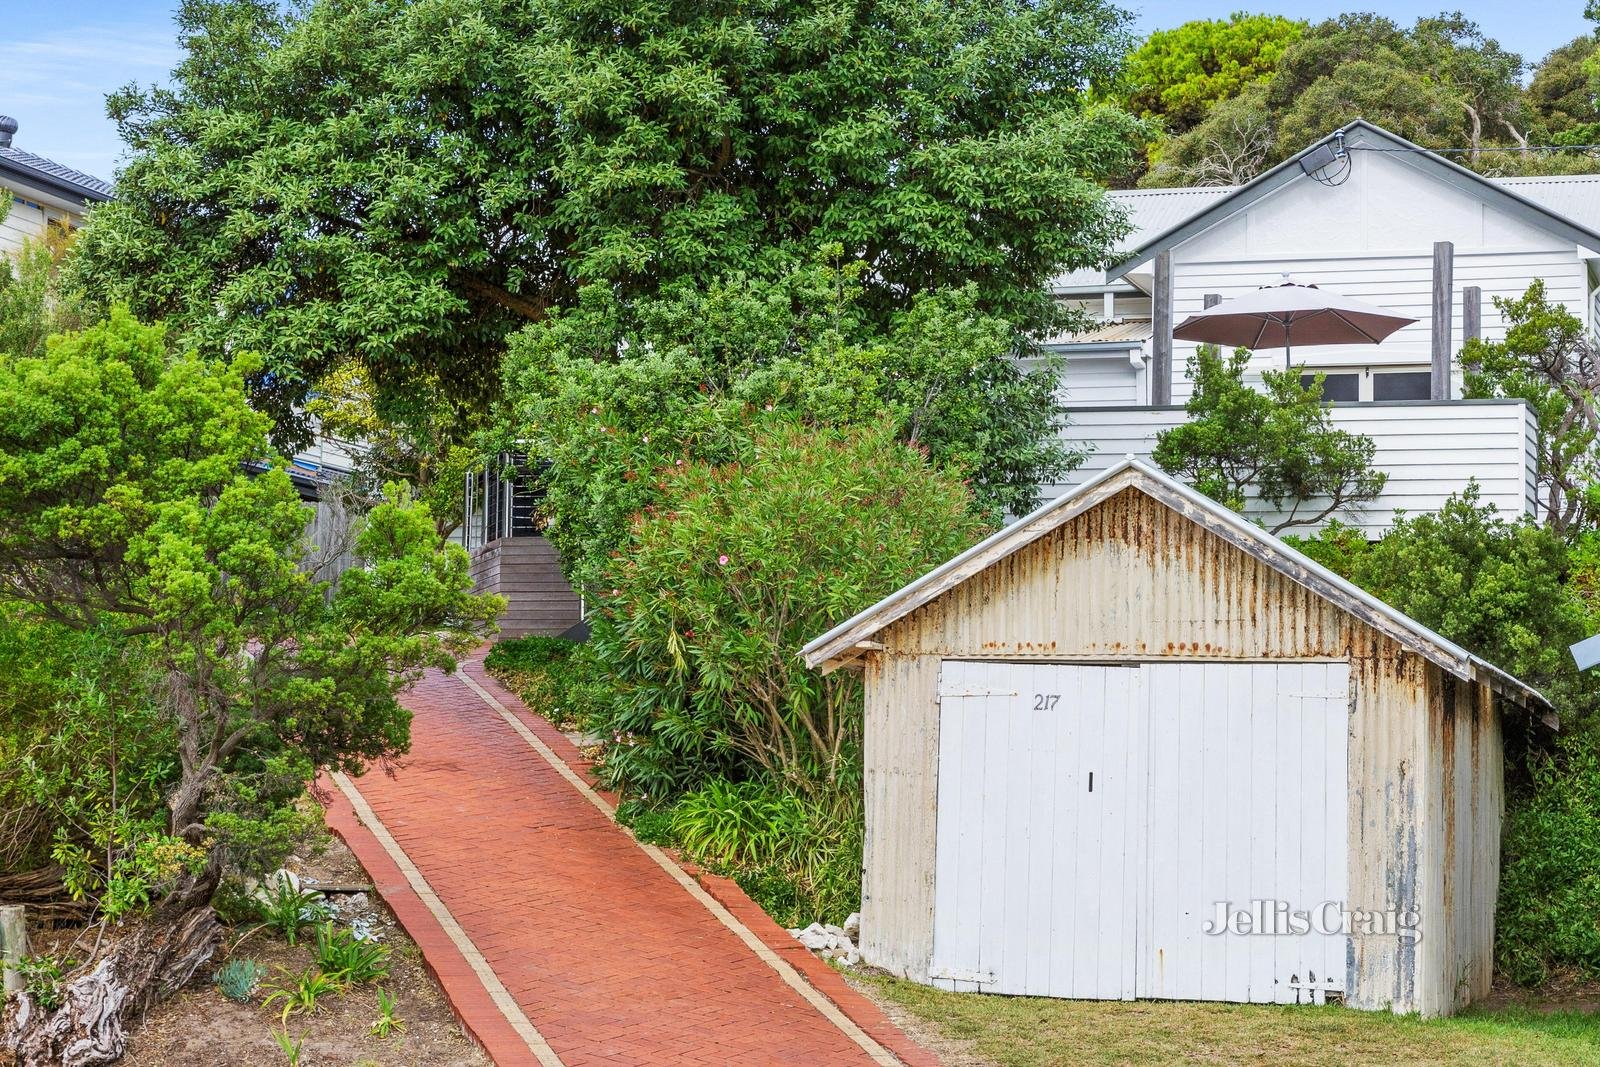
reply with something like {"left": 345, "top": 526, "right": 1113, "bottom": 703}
{"left": 929, "top": 660, "right": 1349, "bottom": 1005}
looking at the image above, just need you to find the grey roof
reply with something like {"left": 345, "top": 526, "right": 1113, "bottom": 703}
{"left": 0, "top": 145, "right": 113, "bottom": 204}
{"left": 1052, "top": 122, "right": 1600, "bottom": 291}
{"left": 1499, "top": 174, "right": 1600, "bottom": 234}
{"left": 1053, "top": 188, "right": 1230, "bottom": 291}
{"left": 800, "top": 458, "right": 1551, "bottom": 715}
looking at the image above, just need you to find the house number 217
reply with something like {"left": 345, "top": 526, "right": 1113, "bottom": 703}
{"left": 1032, "top": 693, "right": 1060, "bottom": 710}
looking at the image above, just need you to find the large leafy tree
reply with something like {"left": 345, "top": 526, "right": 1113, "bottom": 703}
{"left": 1147, "top": 13, "right": 1533, "bottom": 187}
{"left": 73, "top": 0, "right": 1141, "bottom": 444}
{"left": 1121, "top": 13, "right": 1303, "bottom": 136}
{"left": 503, "top": 258, "right": 1079, "bottom": 592}
{"left": 1528, "top": 34, "right": 1600, "bottom": 140}
{"left": 0, "top": 310, "right": 499, "bottom": 1061}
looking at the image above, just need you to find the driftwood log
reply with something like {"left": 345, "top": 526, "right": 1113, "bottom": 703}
{"left": 2, "top": 906, "right": 220, "bottom": 1067}
{"left": 0, "top": 867, "right": 89, "bottom": 925}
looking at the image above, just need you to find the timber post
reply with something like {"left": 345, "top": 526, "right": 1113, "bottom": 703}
{"left": 1431, "top": 241, "right": 1455, "bottom": 400}
{"left": 1152, "top": 251, "right": 1174, "bottom": 406}
{"left": 1, "top": 904, "right": 27, "bottom": 995}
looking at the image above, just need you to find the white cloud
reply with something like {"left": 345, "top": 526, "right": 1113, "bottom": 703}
{"left": 0, "top": 23, "right": 181, "bottom": 180}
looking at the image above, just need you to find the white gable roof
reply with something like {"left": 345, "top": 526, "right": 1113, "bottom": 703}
{"left": 1054, "top": 123, "right": 1600, "bottom": 292}
{"left": 800, "top": 458, "right": 1550, "bottom": 714}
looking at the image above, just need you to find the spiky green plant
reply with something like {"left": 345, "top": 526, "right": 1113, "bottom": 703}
{"left": 370, "top": 987, "right": 406, "bottom": 1038}
{"left": 313, "top": 922, "right": 390, "bottom": 985}
{"left": 214, "top": 958, "right": 265, "bottom": 1002}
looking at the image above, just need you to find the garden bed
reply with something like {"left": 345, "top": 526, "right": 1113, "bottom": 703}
{"left": 5, "top": 826, "right": 487, "bottom": 1067}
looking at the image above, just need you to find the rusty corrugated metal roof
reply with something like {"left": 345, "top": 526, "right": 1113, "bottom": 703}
{"left": 1057, "top": 318, "right": 1153, "bottom": 345}
{"left": 801, "top": 458, "right": 1551, "bottom": 713}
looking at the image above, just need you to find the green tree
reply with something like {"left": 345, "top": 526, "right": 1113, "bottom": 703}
{"left": 1295, "top": 487, "right": 1586, "bottom": 709}
{"left": 591, "top": 417, "right": 986, "bottom": 800}
{"left": 1461, "top": 279, "right": 1600, "bottom": 536}
{"left": 504, "top": 259, "right": 1080, "bottom": 592}
{"left": 1147, "top": 13, "right": 1532, "bottom": 186}
{"left": 0, "top": 229, "right": 87, "bottom": 359}
{"left": 0, "top": 309, "right": 500, "bottom": 1056}
{"left": 1526, "top": 34, "right": 1600, "bottom": 140}
{"left": 1151, "top": 346, "right": 1386, "bottom": 533}
{"left": 72, "top": 0, "right": 1142, "bottom": 444}
{"left": 1122, "top": 13, "right": 1303, "bottom": 135}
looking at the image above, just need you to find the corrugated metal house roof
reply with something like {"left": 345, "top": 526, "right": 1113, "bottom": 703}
{"left": 1498, "top": 174, "right": 1600, "bottom": 233}
{"left": 1053, "top": 187, "right": 1233, "bottom": 291}
{"left": 1055, "top": 317, "right": 1153, "bottom": 345}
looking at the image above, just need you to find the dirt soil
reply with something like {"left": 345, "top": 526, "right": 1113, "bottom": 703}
{"left": 1482, "top": 970, "right": 1600, "bottom": 1014}
{"left": 845, "top": 969, "right": 998, "bottom": 1067}
{"left": 16, "top": 827, "right": 488, "bottom": 1067}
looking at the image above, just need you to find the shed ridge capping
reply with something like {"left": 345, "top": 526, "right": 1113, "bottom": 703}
{"left": 799, "top": 458, "right": 1551, "bottom": 713}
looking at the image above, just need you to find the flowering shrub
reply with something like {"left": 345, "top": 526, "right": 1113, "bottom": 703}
{"left": 590, "top": 418, "right": 986, "bottom": 800}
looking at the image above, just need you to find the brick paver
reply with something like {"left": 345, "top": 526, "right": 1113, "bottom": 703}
{"left": 323, "top": 655, "right": 934, "bottom": 1066}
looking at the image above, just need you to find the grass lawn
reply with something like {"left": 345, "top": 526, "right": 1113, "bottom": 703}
{"left": 860, "top": 974, "right": 1600, "bottom": 1066}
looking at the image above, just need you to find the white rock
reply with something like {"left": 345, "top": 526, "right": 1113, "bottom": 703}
{"left": 843, "top": 912, "right": 861, "bottom": 941}
{"left": 793, "top": 924, "right": 833, "bottom": 951}
{"left": 824, "top": 924, "right": 846, "bottom": 938}
{"left": 841, "top": 948, "right": 860, "bottom": 967}
{"left": 253, "top": 868, "right": 301, "bottom": 902}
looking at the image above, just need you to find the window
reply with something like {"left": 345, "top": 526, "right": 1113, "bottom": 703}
{"left": 1372, "top": 371, "right": 1432, "bottom": 401}
{"left": 1300, "top": 366, "right": 1434, "bottom": 402}
{"left": 1301, "top": 372, "right": 1359, "bottom": 402}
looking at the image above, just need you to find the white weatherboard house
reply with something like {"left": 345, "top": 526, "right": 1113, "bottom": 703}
{"left": 0, "top": 115, "right": 112, "bottom": 252}
{"left": 1045, "top": 119, "right": 1600, "bottom": 533}
{"left": 802, "top": 459, "right": 1550, "bottom": 1018}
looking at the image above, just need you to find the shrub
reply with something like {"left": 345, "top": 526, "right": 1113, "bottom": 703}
{"left": 370, "top": 987, "right": 405, "bottom": 1038}
{"left": 258, "top": 880, "right": 330, "bottom": 946}
{"left": 1292, "top": 486, "right": 1592, "bottom": 716}
{"left": 1153, "top": 344, "right": 1385, "bottom": 533}
{"left": 504, "top": 265, "right": 1076, "bottom": 596}
{"left": 591, "top": 418, "right": 986, "bottom": 802}
{"left": 485, "top": 636, "right": 611, "bottom": 730}
{"left": 263, "top": 967, "right": 345, "bottom": 1023}
{"left": 0, "top": 620, "right": 177, "bottom": 876}
{"left": 670, "top": 778, "right": 863, "bottom": 926}
{"left": 0, "top": 309, "right": 503, "bottom": 928}
{"left": 1498, "top": 741, "right": 1600, "bottom": 986}
{"left": 10, "top": 955, "right": 73, "bottom": 1012}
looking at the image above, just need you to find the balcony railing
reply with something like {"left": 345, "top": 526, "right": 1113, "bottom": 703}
{"left": 1046, "top": 399, "right": 1537, "bottom": 535}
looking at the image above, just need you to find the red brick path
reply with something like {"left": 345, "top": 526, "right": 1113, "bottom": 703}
{"left": 323, "top": 655, "right": 938, "bottom": 1067}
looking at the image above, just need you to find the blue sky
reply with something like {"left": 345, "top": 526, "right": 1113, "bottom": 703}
{"left": 5, "top": 2, "right": 1595, "bottom": 183}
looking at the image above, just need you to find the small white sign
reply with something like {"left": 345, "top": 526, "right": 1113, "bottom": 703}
{"left": 1571, "top": 633, "right": 1600, "bottom": 671}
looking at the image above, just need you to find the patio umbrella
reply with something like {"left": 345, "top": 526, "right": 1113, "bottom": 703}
{"left": 1172, "top": 280, "right": 1417, "bottom": 368}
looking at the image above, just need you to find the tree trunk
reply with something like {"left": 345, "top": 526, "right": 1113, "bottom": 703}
{"left": 2, "top": 906, "right": 220, "bottom": 1067}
